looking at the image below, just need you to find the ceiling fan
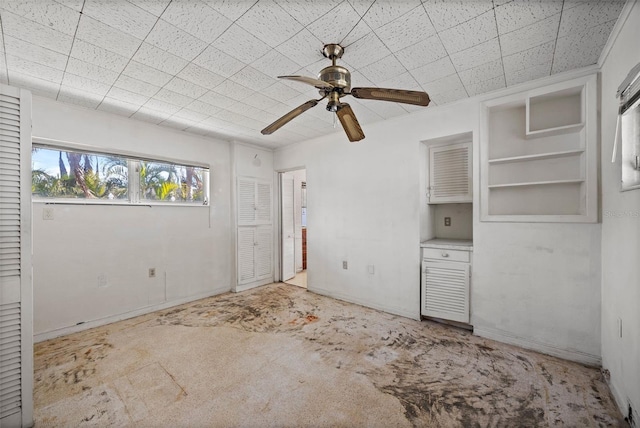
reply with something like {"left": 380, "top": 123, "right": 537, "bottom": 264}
{"left": 261, "top": 44, "right": 431, "bottom": 142}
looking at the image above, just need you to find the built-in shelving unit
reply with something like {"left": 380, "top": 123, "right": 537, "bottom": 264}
{"left": 480, "top": 74, "right": 597, "bottom": 223}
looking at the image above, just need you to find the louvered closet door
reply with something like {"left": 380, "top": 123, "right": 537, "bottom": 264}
{"left": 429, "top": 142, "right": 472, "bottom": 203}
{"left": 422, "top": 261, "right": 470, "bottom": 323}
{"left": 0, "top": 84, "right": 32, "bottom": 427}
{"left": 237, "top": 227, "right": 256, "bottom": 285}
{"left": 255, "top": 181, "right": 271, "bottom": 225}
{"left": 237, "top": 178, "right": 256, "bottom": 226}
{"left": 255, "top": 226, "right": 272, "bottom": 280}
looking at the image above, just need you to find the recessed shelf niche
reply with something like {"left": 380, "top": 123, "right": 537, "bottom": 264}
{"left": 480, "top": 74, "right": 597, "bottom": 223}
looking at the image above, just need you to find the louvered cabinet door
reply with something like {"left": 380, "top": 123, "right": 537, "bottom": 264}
{"left": 255, "top": 182, "right": 272, "bottom": 225}
{"left": 237, "top": 227, "right": 256, "bottom": 285}
{"left": 421, "top": 260, "right": 470, "bottom": 323}
{"left": 0, "top": 84, "right": 32, "bottom": 427}
{"left": 255, "top": 225, "right": 273, "bottom": 280}
{"left": 237, "top": 178, "right": 256, "bottom": 226}
{"left": 428, "top": 142, "right": 472, "bottom": 203}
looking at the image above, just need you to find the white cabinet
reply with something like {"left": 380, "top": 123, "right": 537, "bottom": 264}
{"left": 428, "top": 141, "right": 472, "bottom": 204}
{"left": 481, "top": 74, "right": 597, "bottom": 222}
{"left": 237, "top": 177, "right": 273, "bottom": 288}
{"left": 421, "top": 244, "right": 471, "bottom": 324}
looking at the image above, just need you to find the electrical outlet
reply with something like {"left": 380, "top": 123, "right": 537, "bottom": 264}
{"left": 342, "top": 261, "right": 348, "bottom": 270}
{"left": 367, "top": 265, "right": 375, "bottom": 274}
{"left": 97, "top": 274, "right": 107, "bottom": 288}
{"left": 444, "top": 217, "right": 451, "bottom": 226}
{"left": 43, "top": 207, "right": 54, "bottom": 220}
{"left": 149, "top": 268, "right": 156, "bottom": 278}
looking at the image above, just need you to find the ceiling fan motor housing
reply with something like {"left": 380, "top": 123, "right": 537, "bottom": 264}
{"left": 318, "top": 65, "right": 351, "bottom": 93}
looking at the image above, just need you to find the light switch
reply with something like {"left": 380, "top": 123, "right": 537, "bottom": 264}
{"left": 444, "top": 217, "right": 451, "bottom": 226}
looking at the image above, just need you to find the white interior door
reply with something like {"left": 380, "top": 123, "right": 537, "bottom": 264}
{"left": 281, "top": 176, "right": 295, "bottom": 281}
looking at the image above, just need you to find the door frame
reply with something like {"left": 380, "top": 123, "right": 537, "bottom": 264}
{"left": 274, "top": 167, "right": 306, "bottom": 283}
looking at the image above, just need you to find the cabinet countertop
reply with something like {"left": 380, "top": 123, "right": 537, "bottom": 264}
{"left": 421, "top": 239, "right": 473, "bottom": 251}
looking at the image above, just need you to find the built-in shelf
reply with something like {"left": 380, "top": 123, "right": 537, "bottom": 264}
{"left": 488, "top": 179, "right": 584, "bottom": 189}
{"left": 488, "top": 149, "right": 585, "bottom": 165}
{"left": 525, "top": 123, "right": 585, "bottom": 139}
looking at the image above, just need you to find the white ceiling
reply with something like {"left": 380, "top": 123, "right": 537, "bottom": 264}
{"left": 0, "top": 0, "right": 626, "bottom": 148}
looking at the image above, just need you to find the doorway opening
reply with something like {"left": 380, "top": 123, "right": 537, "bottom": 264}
{"left": 280, "top": 169, "right": 307, "bottom": 288}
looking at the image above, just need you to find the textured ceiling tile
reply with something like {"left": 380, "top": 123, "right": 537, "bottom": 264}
{"left": 495, "top": 0, "right": 563, "bottom": 34}
{"left": 159, "top": 117, "right": 196, "bottom": 131}
{"left": 506, "top": 61, "right": 551, "bottom": 86}
{"left": 66, "top": 57, "right": 120, "bottom": 85}
{"left": 357, "top": 99, "right": 407, "bottom": 119}
{"left": 62, "top": 72, "right": 111, "bottom": 96}
{"left": 439, "top": 10, "right": 498, "bottom": 54}
{"left": 122, "top": 60, "right": 173, "bottom": 87}
{"left": 229, "top": 66, "right": 275, "bottom": 91}
{"left": 306, "top": 1, "right": 361, "bottom": 45}
{"left": 212, "top": 79, "right": 254, "bottom": 101}
{"left": 464, "top": 74, "right": 505, "bottom": 97}
{"left": 226, "top": 101, "right": 264, "bottom": 119}
{"left": 261, "top": 81, "right": 303, "bottom": 102}
{"left": 458, "top": 58, "right": 504, "bottom": 86}
{"left": 499, "top": 13, "right": 560, "bottom": 56}
{"left": 275, "top": 29, "right": 324, "bottom": 67}
{"left": 154, "top": 88, "right": 195, "bottom": 107}
{"left": 428, "top": 85, "right": 467, "bottom": 105}
{"left": 3, "top": 35, "right": 68, "bottom": 71}
{"left": 421, "top": 73, "right": 466, "bottom": 99}
{"left": 341, "top": 19, "right": 374, "bottom": 46}
{"left": 350, "top": 70, "right": 374, "bottom": 87}
{"left": 558, "top": 1, "right": 625, "bottom": 38}
{"left": 82, "top": 0, "right": 157, "bottom": 39}
{"left": 374, "top": 6, "right": 435, "bottom": 52}
{"left": 422, "top": 0, "right": 494, "bottom": 32}
{"left": 395, "top": 34, "right": 447, "bottom": 70}
{"left": 164, "top": 77, "right": 208, "bottom": 99}
{"left": 70, "top": 39, "right": 129, "bottom": 73}
{"left": 379, "top": 71, "right": 421, "bottom": 90}
{"left": 145, "top": 20, "right": 208, "bottom": 62}
{"left": 132, "top": 43, "right": 188, "bottom": 75}
{"left": 237, "top": 1, "right": 303, "bottom": 47}
{"left": 410, "top": 56, "right": 456, "bottom": 85}
{"left": 212, "top": 24, "right": 271, "bottom": 64}
{"left": 173, "top": 107, "right": 209, "bottom": 123}
{"left": 126, "top": 0, "right": 172, "bottom": 17}
{"left": 502, "top": 41, "right": 554, "bottom": 75}
{"left": 76, "top": 15, "right": 142, "bottom": 57}
{"left": 552, "top": 19, "right": 616, "bottom": 74}
{"left": 184, "top": 99, "right": 222, "bottom": 116}
{"left": 273, "top": 0, "right": 341, "bottom": 26}
{"left": 192, "top": 46, "right": 246, "bottom": 78}
{"left": 202, "top": 0, "right": 257, "bottom": 21}
{"left": 359, "top": 55, "right": 407, "bottom": 83}
{"left": 132, "top": 107, "right": 172, "bottom": 124}
{"left": 98, "top": 97, "right": 140, "bottom": 116}
{"left": 57, "top": 88, "right": 103, "bottom": 109}
{"left": 144, "top": 98, "right": 182, "bottom": 115}
{"left": 8, "top": 72, "right": 60, "bottom": 97}
{"left": 1, "top": 10, "right": 74, "bottom": 55}
{"left": 106, "top": 86, "right": 151, "bottom": 106}
{"left": 5, "top": 54, "right": 64, "bottom": 83}
{"left": 243, "top": 91, "right": 277, "bottom": 110}
{"left": 54, "top": 0, "right": 85, "bottom": 12}
{"left": 161, "top": 1, "right": 232, "bottom": 44}
{"left": 348, "top": 0, "right": 376, "bottom": 17}
{"left": 361, "top": 1, "right": 421, "bottom": 30}
{"left": 178, "top": 63, "right": 226, "bottom": 88}
{"left": 0, "top": 0, "right": 80, "bottom": 35}
{"left": 450, "top": 37, "right": 501, "bottom": 71}
{"left": 250, "top": 50, "right": 300, "bottom": 79}
{"left": 114, "top": 74, "right": 161, "bottom": 97}
{"left": 342, "top": 32, "right": 391, "bottom": 69}
{"left": 199, "top": 91, "right": 238, "bottom": 109}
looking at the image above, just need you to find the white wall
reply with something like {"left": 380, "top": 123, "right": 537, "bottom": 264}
{"left": 275, "top": 102, "right": 477, "bottom": 319}
{"left": 32, "top": 97, "right": 232, "bottom": 340}
{"left": 600, "top": 1, "right": 640, "bottom": 420}
{"left": 275, "top": 81, "right": 602, "bottom": 364}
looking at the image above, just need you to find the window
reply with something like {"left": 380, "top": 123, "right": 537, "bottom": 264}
{"left": 32, "top": 144, "right": 209, "bottom": 205}
{"left": 615, "top": 63, "right": 640, "bottom": 190}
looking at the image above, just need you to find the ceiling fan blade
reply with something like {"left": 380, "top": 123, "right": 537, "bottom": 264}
{"left": 261, "top": 100, "right": 319, "bottom": 135}
{"left": 351, "top": 87, "right": 430, "bottom": 106}
{"left": 336, "top": 104, "right": 365, "bottom": 142}
{"left": 279, "top": 75, "right": 334, "bottom": 90}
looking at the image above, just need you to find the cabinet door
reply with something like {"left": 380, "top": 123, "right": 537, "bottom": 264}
{"left": 237, "top": 227, "right": 256, "bottom": 285}
{"left": 255, "top": 225, "right": 273, "bottom": 280}
{"left": 237, "top": 178, "right": 256, "bottom": 226}
{"left": 255, "top": 181, "right": 272, "bottom": 225}
{"left": 428, "top": 142, "right": 472, "bottom": 203}
{"left": 422, "top": 260, "right": 470, "bottom": 323}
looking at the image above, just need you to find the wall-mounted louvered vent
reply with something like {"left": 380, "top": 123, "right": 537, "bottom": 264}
{"left": 428, "top": 142, "right": 472, "bottom": 203}
{"left": 422, "top": 261, "right": 470, "bottom": 323}
{"left": 1, "top": 85, "right": 31, "bottom": 427}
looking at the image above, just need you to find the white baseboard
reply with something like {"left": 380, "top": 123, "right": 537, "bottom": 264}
{"left": 34, "top": 285, "right": 230, "bottom": 343}
{"left": 474, "top": 326, "right": 602, "bottom": 367}
{"left": 234, "top": 277, "right": 273, "bottom": 293}
{"left": 310, "top": 286, "right": 419, "bottom": 320}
